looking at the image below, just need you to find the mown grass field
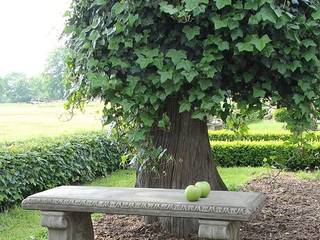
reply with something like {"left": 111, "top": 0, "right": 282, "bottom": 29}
{"left": 0, "top": 102, "right": 104, "bottom": 143}
{"left": 0, "top": 102, "right": 290, "bottom": 143}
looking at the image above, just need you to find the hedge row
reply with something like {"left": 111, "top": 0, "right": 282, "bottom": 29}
{"left": 211, "top": 141, "right": 320, "bottom": 171}
{"left": 0, "top": 132, "right": 121, "bottom": 211}
{"left": 208, "top": 130, "right": 320, "bottom": 142}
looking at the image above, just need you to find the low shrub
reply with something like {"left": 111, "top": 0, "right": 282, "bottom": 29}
{"left": 0, "top": 132, "right": 121, "bottom": 211}
{"left": 211, "top": 141, "right": 320, "bottom": 170}
{"left": 273, "top": 108, "right": 289, "bottom": 122}
{"left": 208, "top": 130, "right": 320, "bottom": 142}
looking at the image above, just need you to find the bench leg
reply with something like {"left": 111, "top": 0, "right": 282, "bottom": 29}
{"left": 40, "top": 211, "right": 94, "bottom": 240}
{"left": 198, "top": 220, "right": 240, "bottom": 240}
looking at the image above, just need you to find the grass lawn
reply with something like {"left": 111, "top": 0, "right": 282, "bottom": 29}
{"left": 248, "top": 120, "right": 286, "bottom": 132}
{"left": 0, "top": 102, "right": 297, "bottom": 143}
{"left": 0, "top": 167, "right": 270, "bottom": 240}
{"left": 0, "top": 102, "right": 104, "bottom": 143}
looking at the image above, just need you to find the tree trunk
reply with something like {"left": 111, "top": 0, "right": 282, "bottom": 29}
{"left": 136, "top": 97, "right": 227, "bottom": 238}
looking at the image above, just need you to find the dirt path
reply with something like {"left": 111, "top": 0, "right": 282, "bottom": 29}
{"left": 93, "top": 174, "right": 320, "bottom": 240}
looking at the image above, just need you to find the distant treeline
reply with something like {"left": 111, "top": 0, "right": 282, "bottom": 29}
{"left": 0, "top": 48, "right": 66, "bottom": 103}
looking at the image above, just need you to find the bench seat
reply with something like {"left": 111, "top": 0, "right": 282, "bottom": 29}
{"left": 22, "top": 186, "right": 266, "bottom": 240}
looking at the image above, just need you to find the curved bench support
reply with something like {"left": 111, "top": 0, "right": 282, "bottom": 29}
{"left": 41, "top": 211, "right": 94, "bottom": 240}
{"left": 198, "top": 220, "right": 240, "bottom": 240}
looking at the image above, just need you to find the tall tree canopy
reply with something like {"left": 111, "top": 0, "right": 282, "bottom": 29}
{"left": 43, "top": 48, "right": 67, "bottom": 100}
{"left": 64, "top": 0, "right": 320, "bottom": 236}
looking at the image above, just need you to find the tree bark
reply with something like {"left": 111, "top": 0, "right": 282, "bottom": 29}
{"left": 136, "top": 97, "right": 227, "bottom": 238}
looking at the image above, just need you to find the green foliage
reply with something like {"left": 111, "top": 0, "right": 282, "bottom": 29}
{"left": 209, "top": 129, "right": 320, "bottom": 141}
{"left": 0, "top": 49, "right": 67, "bottom": 103}
{"left": 65, "top": 0, "right": 320, "bottom": 139}
{"left": 273, "top": 108, "right": 290, "bottom": 122}
{"left": 0, "top": 132, "right": 121, "bottom": 211}
{"left": 1, "top": 73, "right": 32, "bottom": 103}
{"left": 211, "top": 140, "right": 320, "bottom": 170}
{"left": 42, "top": 48, "right": 67, "bottom": 100}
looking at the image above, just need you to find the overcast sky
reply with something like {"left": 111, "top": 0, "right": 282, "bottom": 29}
{"left": 0, "top": 0, "right": 71, "bottom": 77}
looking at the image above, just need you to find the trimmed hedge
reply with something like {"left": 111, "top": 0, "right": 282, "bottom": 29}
{"left": 0, "top": 132, "right": 121, "bottom": 211}
{"left": 209, "top": 130, "right": 320, "bottom": 142}
{"left": 211, "top": 141, "right": 320, "bottom": 171}
{"left": 273, "top": 108, "right": 289, "bottom": 123}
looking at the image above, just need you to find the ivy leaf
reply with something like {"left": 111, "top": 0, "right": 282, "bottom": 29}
{"left": 140, "top": 48, "right": 159, "bottom": 58}
{"left": 94, "top": 0, "right": 106, "bottom": 6}
{"left": 131, "top": 130, "right": 146, "bottom": 142}
{"left": 250, "top": 34, "right": 271, "bottom": 52}
{"left": 299, "top": 103, "right": 309, "bottom": 115}
{"left": 248, "top": 14, "right": 262, "bottom": 25}
{"left": 112, "top": 2, "right": 126, "bottom": 15}
{"left": 303, "top": 49, "right": 318, "bottom": 62}
{"left": 215, "top": 0, "right": 231, "bottom": 10}
{"left": 311, "top": 10, "right": 320, "bottom": 20}
{"left": 176, "top": 60, "right": 193, "bottom": 71}
{"left": 141, "top": 113, "right": 154, "bottom": 127}
{"left": 121, "top": 99, "right": 135, "bottom": 112}
{"left": 218, "top": 41, "right": 229, "bottom": 51}
{"left": 301, "top": 39, "right": 317, "bottom": 48}
{"left": 179, "top": 101, "right": 191, "bottom": 113}
{"left": 201, "top": 99, "right": 214, "bottom": 110}
{"left": 192, "top": 111, "right": 206, "bottom": 120}
{"left": 124, "top": 76, "right": 139, "bottom": 97}
{"left": 211, "top": 16, "right": 228, "bottom": 29}
{"left": 259, "top": 6, "right": 277, "bottom": 24}
{"left": 183, "top": 26, "right": 200, "bottom": 40}
{"left": 293, "top": 94, "right": 304, "bottom": 104}
{"left": 253, "top": 88, "right": 266, "bottom": 98}
{"left": 231, "top": 29, "right": 243, "bottom": 40}
{"left": 136, "top": 55, "right": 152, "bottom": 69}
{"left": 158, "top": 70, "right": 173, "bottom": 83}
{"left": 244, "top": 0, "right": 259, "bottom": 10}
{"left": 182, "top": 69, "right": 199, "bottom": 82}
{"left": 166, "top": 49, "right": 187, "bottom": 65}
{"left": 158, "top": 113, "right": 170, "bottom": 128}
{"left": 159, "top": 1, "right": 179, "bottom": 15}
{"left": 236, "top": 42, "right": 254, "bottom": 52}
{"left": 185, "top": 0, "right": 209, "bottom": 12}
{"left": 153, "top": 56, "right": 164, "bottom": 70}
{"left": 185, "top": 0, "right": 200, "bottom": 11}
{"left": 199, "top": 79, "right": 212, "bottom": 90}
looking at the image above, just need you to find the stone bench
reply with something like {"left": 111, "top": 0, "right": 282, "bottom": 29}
{"left": 22, "top": 186, "right": 266, "bottom": 240}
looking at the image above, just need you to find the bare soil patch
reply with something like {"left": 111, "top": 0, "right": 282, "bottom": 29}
{"left": 94, "top": 174, "right": 320, "bottom": 240}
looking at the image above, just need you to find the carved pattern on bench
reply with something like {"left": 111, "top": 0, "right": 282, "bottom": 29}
{"left": 23, "top": 197, "right": 256, "bottom": 216}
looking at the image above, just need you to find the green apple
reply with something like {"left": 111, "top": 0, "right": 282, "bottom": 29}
{"left": 184, "top": 185, "right": 201, "bottom": 202}
{"left": 195, "top": 181, "right": 211, "bottom": 198}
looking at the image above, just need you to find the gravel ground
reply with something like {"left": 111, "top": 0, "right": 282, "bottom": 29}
{"left": 93, "top": 174, "right": 320, "bottom": 240}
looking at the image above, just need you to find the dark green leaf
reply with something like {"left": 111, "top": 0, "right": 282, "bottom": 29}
{"left": 183, "top": 26, "right": 201, "bottom": 40}
{"left": 215, "top": 0, "right": 231, "bottom": 9}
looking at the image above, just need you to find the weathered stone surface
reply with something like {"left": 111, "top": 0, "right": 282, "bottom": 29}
{"left": 22, "top": 186, "right": 265, "bottom": 221}
{"left": 41, "top": 211, "right": 94, "bottom": 240}
{"left": 198, "top": 220, "right": 240, "bottom": 240}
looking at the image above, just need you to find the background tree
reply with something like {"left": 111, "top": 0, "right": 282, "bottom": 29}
{"left": 43, "top": 48, "right": 67, "bottom": 100}
{"left": 64, "top": 0, "right": 320, "bottom": 236}
{"left": 4, "top": 72, "right": 32, "bottom": 103}
{"left": 0, "top": 77, "right": 7, "bottom": 102}
{"left": 28, "top": 74, "right": 50, "bottom": 102}
{"left": 0, "top": 48, "right": 67, "bottom": 103}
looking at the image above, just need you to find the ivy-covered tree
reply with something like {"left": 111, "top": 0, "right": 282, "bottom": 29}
{"left": 65, "top": 0, "right": 320, "bottom": 236}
